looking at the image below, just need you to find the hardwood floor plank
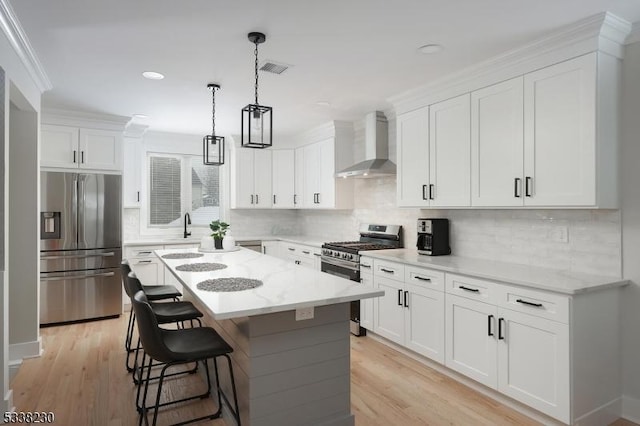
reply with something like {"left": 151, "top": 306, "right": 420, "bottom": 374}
{"left": 8, "top": 314, "right": 637, "bottom": 426}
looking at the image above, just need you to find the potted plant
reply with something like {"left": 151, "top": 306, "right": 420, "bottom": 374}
{"left": 209, "top": 220, "right": 230, "bottom": 249}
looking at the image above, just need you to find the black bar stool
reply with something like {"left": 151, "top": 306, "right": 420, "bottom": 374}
{"left": 124, "top": 272, "right": 204, "bottom": 388}
{"left": 121, "top": 260, "right": 184, "bottom": 372}
{"left": 132, "top": 290, "right": 241, "bottom": 426}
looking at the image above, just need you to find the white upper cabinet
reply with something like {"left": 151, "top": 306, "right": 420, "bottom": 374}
{"left": 294, "top": 148, "right": 304, "bottom": 207}
{"left": 41, "top": 124, "right": 122, "bottom": 171}
{"left": 230, "top": 148, "right": 273, "bottom": 209}
{"left": 523, "top": 53, "right": 597, "bottom": 206}
{"left": 123, "top": 138, "right": 142, "bottom": 207}
{"left": 397, "top": 107, "right": 430, "bottom": 207}
{"left": 471, "top": 77, "right": 524, "bottom": 207}
{"left": 272, "top": 149, "right": 295, "bottom": 208}
{"left": 429, "top": 94, "right": 471, "bottom": 207}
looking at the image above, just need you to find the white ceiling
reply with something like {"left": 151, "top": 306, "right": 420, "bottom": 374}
{"left": 9, "top": 0, "right": 640, "bottom": 140}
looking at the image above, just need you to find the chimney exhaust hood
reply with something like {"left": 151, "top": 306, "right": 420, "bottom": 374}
{"left": 335, "top": 111, "right": 396, "bottom": 178}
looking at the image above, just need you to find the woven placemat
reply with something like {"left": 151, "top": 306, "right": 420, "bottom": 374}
{"left": 175, "top": 262, "right": 228, "bottom": 272}
{"left": 161, "top": 253, "right": 204, "bottom": 260}
{"left": 196, "top": 278, "right": 263, "bottom": 292}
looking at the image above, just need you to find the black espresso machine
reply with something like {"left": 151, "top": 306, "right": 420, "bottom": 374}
{"left": 417, "top": 218, "right": 451, "bottom": 255}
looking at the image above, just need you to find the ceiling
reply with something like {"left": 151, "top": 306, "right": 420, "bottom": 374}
{"left": 9, "top": 0, "right": 640, "bottom": 140}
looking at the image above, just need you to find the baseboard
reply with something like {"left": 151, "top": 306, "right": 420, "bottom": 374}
{"left": 365, "top": 333, "right": 564, "bottom": 426}
{"left": 574, "top": 398, "right": 621, "bottom": 426}
{"left": 9, "top": 338, "right": 42, "bottom": 363}
{"left": 622, "top": 395, "right": 640, "bottom": 423}
{"left": 2, "top": 389, "right": 13, "bottom": 413}
{"left": 8, "top": 360, "right": 20, "bottom": 382}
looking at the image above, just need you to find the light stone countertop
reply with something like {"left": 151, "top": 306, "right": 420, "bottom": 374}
{"left": 156, "top": 247, "right": 383, "bottom": 320}
{"left": 360, "top": 249, "right": 628, "bottom": 295}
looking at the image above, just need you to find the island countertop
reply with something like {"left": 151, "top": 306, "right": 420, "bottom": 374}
{"left": 155, "top": 247, "right": 383, "bottom": 320}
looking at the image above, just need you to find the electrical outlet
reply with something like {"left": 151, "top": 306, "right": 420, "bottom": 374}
{"left": 295, "top": 307, "right": 314, "bottom": 321}
{"left": 549, "top": 226, "right": 569, "bottom": 243}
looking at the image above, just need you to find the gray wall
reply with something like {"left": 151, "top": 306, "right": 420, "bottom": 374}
{"left": 8, "top": 99, "right": 38, "bottom": 346}
{"left": 621, "top": 40, "right": 640, "bottom": 415}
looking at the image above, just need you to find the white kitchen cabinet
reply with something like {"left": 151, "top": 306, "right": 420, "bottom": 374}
{"left": 282, "top": 242, "right": 316, "bottom": 268}
{"left": 261, "top": 240, "right": 282, "bottom": 257}
{"left": 294, "top": 148, "right": 304, "bottom": 207}
{"left": 123, "top": 138, "right": 142, "bottom": 207}
{"left": 124, "top": 245, "right": 165, "bottom": 286}
{"left": 523, "top": 53, "right": 597, "bottom": 206}
{"left": 300, "top": 142, "right": 320, "bottom": 208}
{"left": 471, "top": 77, "right": 524, "bottom": 207}
{"left": 359, "top": 262, "right": 374, "bottom": 331}
{"left": 497, "top": 308, "right": 569, "bottom": 422}
{"left": 372, "top": 260, "right": 445, "bottom": 361}
{"left": 396, "top": 107, "right": 430, "bottom": 207}
{"left": 231, "top": 148, "right": 272, "bottom": 209}
{"left": 445, "top": 293, "right": 498, "bottom": 388}
{"left": 41, "top": 124, "right": 122, "bottom": 171}
{"left": 272, "top": 150, "right": 295, "bottom": 208}
{"left": 429, "top": 94, "right": 471, "bottom": 207}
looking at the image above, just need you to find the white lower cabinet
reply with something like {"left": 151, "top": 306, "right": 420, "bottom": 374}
{"left": 261, "top": 240, "right": 282, "bottom": 257}
{"left": 268, "top": 241, "right": 322, "bottom": 271}
{"left": 372, "top": 260, "right": 445, "bottom": 362}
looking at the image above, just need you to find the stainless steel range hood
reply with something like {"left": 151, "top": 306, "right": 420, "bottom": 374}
{"left": 335, "top": 111, "right": 395, "bottom": 178}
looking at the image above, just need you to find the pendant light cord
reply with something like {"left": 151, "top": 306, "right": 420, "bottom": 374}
{"left": 211, "top": 85, "right": 217, "bottom": 137}
{"left": 254, "top": 42, "right": 259, "bottom": 105}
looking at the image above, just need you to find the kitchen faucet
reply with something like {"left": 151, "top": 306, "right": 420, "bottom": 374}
{"left": 184, "top": 212, "right": 191, "bottom": 238}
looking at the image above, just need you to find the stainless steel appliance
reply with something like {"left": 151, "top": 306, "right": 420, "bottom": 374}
{"left": 40, "top": 171, "right": 122, "bottom": 325}
{"left": 417, "top": 218, "right": 450, "bottom": 256}
{"left": 321, "top": 224, "right": 402, "bottom": 336}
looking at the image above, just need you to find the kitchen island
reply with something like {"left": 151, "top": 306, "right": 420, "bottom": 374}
{"left": 156, "top": 247, "right": 383, "bottom": 426}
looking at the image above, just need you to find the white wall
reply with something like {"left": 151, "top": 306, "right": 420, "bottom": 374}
{"left": 620, "top": 40, "right": 640, "bottom": 422}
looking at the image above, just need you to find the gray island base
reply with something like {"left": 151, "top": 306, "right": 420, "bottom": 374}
{"left": 185, "top": 297, "right": 353, "bottom": 426}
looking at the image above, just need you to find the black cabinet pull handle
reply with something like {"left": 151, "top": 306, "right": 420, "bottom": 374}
{"left": 293, "top": 194, "right": 297, "bottom": 205}
{"left": 316, "top": 193, "right": 320, "bottom": 204}
{"left": 488, "top": 315, "right": 494, "bottom": 336}
{"left": 380, "top": 268, "right": 394, "bottom": 274}
{"left": 273, "top": 194, "right": 276, "bottom": 204}
{"left": 459, "top": 285, "right": 479, "bottom": 293}
{"left": 288, "top": 247, "right": 295, "bottom": 251}
{"left": 138, "top": 251, "right": 152, "bottom": 255}
{"left": 414, "top": 276, "right": 431, "bottom": 282}
{"left": 498, "top": 318, "right": 505, "bottom": 340}
{"left": 250, "top": 194, "right": 254, "bottom": 204}
{"left": 422, "top": 184, "right": 428, "bottom": 200}
{"left": 137, "top": 260, "right": 152, "bottom": 264}
{"left": 81, "top": 151, "right": 85, "bottom": 163}
{"left": 73, "top": 150, "right": 77, "bottom": 163}
{"left": 429, "top": 184, "right": 435, "bottom": 200}
{"left": 255, "top": 194, "right": 259, "bottom": 204}
{"left": 302, "top": 250, "right": 310, "bottom": 255}
{"left": 361, "top": 264, "right": 371, "bottom": 269}
{"left": 516, "top": 298, "right": 543, "bottom": 307}
{"left": 137, "top": 191, "right": 140, "bottom": 202}
{"left": 514, "top": 177, "right": 521, "bottom": 198}
{"left": 525, "top": 177, "right": 532, "bottom": 197}
{"left": 404, "top": 290, "right": 409, "bottom": 308}
{"left": 397, "top": 289, "right": 403, "bottom": 306}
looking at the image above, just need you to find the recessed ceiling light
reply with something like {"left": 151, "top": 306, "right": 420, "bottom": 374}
{"left": 132, "top": 113, "right": 149, "bottom": 119}
{"left": 142, "top": 71, "right": 164, "bottom": 80}
{"left": 418, "top": 44, "right": 443, "bottom": 54}
{"left": 315, "top": 101, "right": 331, "bottom": 107}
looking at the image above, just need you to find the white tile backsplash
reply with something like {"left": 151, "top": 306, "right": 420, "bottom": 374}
{"left": 124, "top": 176, "right": 622, "bottom": 277}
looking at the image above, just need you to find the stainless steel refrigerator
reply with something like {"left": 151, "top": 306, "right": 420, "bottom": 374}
{"left": 40, "top": 171, "right": 122, "bottom": 325}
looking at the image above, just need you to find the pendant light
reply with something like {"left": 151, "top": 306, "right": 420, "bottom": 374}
{"left": 241, "top": 32, "right": 272, "bottom": 148}
{"left": 203, "top": 83, "right": 225, "bottom": 165}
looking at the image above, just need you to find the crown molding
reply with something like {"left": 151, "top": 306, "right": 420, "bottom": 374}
{"left": 389, "top": 12, "right": 631, "bottom": 115}
{"left": 0, "top": 0, "right": 52, "bottom": 92}
{"left": 123, "top": 122, "right": 149, "bottom": 138}
{"left": 297, "top": 120, "right": 353, "bottom": 145}
{"left": 42, "top": 108, "right": 130, "bottom": 130}
{"left": 627, "top": 22, "right": 640, "bottom": 45}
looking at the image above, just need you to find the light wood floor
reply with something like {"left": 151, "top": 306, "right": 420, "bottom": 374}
{"left": 10, "top": 315, "right": 637, "bottom": 426}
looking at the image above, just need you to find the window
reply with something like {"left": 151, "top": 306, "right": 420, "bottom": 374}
{"left": 148, "top": 153, "right": 221, "bottom": 227}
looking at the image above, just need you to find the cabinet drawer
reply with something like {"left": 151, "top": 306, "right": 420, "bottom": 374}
{"left": 360, "top": 257, "right": 374, "bottom": 274}
{"left": 296, "top": 245, "right": 316, "bottom": 260}
{"left": 125, "top": 245, "right": 164, "bottom": 260}
{"left": 446, "top": 273, "right": 499, "bottom": 304}
{"left": 374, "top": 260, "right": 405, "bottom": 282}
{"left": 405, "top": 266, "right": 445, "bottom": 292}
{"left": 499, "top": 286, "right": 569, "bottom": 324}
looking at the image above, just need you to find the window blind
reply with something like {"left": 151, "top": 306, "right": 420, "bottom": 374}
{"left": 149, "top": 156, "right": 181, "bottom": 225}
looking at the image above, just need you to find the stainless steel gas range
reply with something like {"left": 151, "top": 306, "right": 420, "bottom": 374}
{"left": 321, "top": 224, "right": 402, "bottom": 336}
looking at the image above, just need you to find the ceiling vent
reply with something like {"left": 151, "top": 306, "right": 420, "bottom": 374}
{"left": 259, "top": 61, "right": 290, "bottom": 74}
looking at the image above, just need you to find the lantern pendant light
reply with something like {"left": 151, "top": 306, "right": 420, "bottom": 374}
{"left": 241, "top": 32, "right": 272, "bottom": 148}
{"left": 203, "top": 83, "right": 225, "bottom": 165}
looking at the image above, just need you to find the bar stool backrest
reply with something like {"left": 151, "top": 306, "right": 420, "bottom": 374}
{"left": 126, "top": 272, "right": 144, "bottom": 300}
{"left": 131, "top": 290, "right": 174, "bottom": 364}
{"left": 121, "top": 260, "right": 133, "bottom": 298}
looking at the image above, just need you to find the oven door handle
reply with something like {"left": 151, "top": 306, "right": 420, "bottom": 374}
{"left": 320, "top": 256, "right": 359, "bottom": 271}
